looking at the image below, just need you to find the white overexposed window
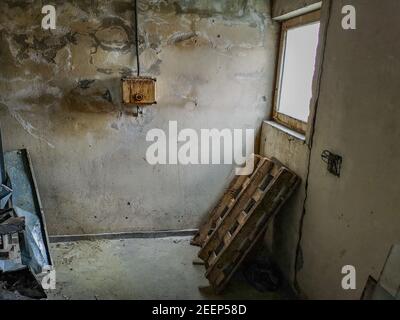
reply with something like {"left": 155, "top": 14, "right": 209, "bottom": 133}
{"left": 273, "top": 11, "right": 321, "bottom": 134}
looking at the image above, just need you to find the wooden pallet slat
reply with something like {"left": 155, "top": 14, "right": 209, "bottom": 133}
{"left": 203, "top": 167, "right": 288, "bottom": 271}
{"left": 192, "top": 155, "right": 300, "bottom": 294}
{"left": 198, "top": 159, "right": 276, "bottom": 261}
{"left": 190, "top": 156, "right": 266, "bottom": 247}
{"left": 208, "top": 170, "right": 298, "bottom": 293}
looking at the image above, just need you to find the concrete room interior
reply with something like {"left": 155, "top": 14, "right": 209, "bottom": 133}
{"left": 0, "top": 0, "right": 399, "bottom": 300}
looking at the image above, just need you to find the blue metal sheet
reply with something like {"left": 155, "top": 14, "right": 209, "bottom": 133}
{"left": 4, "top": 149, "right": 52, "bottom": 274}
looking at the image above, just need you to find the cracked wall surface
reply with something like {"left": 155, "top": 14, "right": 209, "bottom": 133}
{"left": 0, "top": 0, "right": 278, "bottom": 235}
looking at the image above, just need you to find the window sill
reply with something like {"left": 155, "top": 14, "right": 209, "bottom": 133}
{"left": 264, "top": 120, "right": 306, "bottom": 142}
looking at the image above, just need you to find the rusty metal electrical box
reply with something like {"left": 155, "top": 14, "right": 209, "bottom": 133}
{"left": 122, "top": 77, "right": 157, "bottom": 106}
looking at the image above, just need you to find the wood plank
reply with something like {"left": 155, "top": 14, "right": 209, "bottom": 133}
{"left": 191, "top": 155, "right": 300, "bottom": 294}
{"left": 207, "top": 170, "right": 299, "bottom": 293}
{"left": 191, "top": 156, "right": 265, "bottom": 247}
{"left": 198, "top": 159, "right": 274, "bottom": 260}
{"left": 205, "top": 168, "right": 289, "bottom": 273}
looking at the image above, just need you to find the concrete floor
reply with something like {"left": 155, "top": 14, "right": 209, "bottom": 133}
{"left": 46, "top": 236, "right": 288, "bottom": 300}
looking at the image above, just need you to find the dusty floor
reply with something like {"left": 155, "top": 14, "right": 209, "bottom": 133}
{"left": 46, "top": 236, "right": 289, "bottom": 300}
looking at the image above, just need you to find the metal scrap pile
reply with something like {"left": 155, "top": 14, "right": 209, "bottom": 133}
{"left": 0, "top": 209, "right": 25, "bottom": 272}
{"left": 0, "top": 132, "right": 52, "bottom": 299}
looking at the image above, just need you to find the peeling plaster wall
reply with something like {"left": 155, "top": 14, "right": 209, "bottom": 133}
{"left": 0, "top": 0, "right": 278, "bottom": 235}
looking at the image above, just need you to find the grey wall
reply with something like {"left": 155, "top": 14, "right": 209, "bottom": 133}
{"left": 261, "top": 0, "right": 327, "bottom": 287}
{"left": 0, "top": 0, "right": 279, "bottom": 235}
{"left": 272, "top": 0, "right": 321, "bottom": 18}
{"left": 298, "top": 0, "right": 400, "bottom": 299}
{"left": 263, "top": 0, "right": 400, "bottom": 299}
{"left": 261, "top": 122, "right": 309, "bottom": 285}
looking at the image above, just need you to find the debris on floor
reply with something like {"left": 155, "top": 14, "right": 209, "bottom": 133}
{"left": 0, "top": 268, "right": 46, "bottom": 299}
{"left": 242, "top": 258, "right": 282, "bottom": 293}
{"left": 0, "top": 132, "right": 53, "bottom": 299}
{"left": 0, "top": 211, "right": 25, "bottom": 272}
{"left": 192, "top": 155, "right": 299, "bottom": 293}
{"left": 47, "top": 236, "right": 289, "bottom": 300}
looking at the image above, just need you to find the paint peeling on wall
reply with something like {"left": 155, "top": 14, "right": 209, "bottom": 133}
{"left": 0, "top": 0, "right": 279, "bottom": 235}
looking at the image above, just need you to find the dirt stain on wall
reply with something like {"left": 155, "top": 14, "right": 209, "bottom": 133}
{"left": 0, "top": 0, "right": 278, "bottom": 234}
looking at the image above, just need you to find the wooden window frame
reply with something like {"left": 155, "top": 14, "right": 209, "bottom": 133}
{"left": 272, "top": 10, "right": 321, "bottom": 135}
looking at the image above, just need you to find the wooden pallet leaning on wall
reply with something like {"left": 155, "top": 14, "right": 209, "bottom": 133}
{"left": 191, "top": 155, "right": 269, "bottom": 247}
{"left": 195, "top": 156, "right": 299, "bottom": 293}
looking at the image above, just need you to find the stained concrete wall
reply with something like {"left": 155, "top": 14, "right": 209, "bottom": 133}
{"left": 263, "top": 0, "right": 400, "bottom": 299}
{"left": 272, "top": 0, "right": 321, "bottom": 18}
{"left": 0, "top": 0, "right": 279, "bottom": 235}
{"left": 261, "top": 0, "right": 327, "bottom": 287}
{"left": 260, "top": 122, "right": 309, "bottom": 286}
{"left": 298, "top": 0, "right": 400, "bottom": 299}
